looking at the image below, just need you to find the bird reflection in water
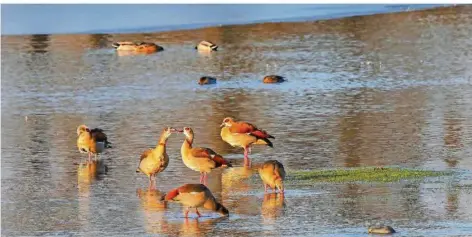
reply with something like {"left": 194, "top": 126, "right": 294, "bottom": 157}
{"left": 77, "top": 159, "right": 108, "bottom": 193}
{"left": 261, "top": 193, "right": 286, "bottom": 223}
{"left": 136, "top": 187, "right": 228, "bottom": 237}
{"left": 116, "top": 50, "right": 158, "bottom": 57}
{"left": 77, "top": 159, "right": 108, "bottom": 227}
{"left": 136, "top": 188, "right": 170, "bottom": 235}
{"left": 222, "top": 166, "right": 257, "bottom": 193}
{"left": 221, "top": 166, "right": 260, "bottom": 216}
{"left": 222, "top": 166, "right": 257, "bottom": 185}
{"left": 178, "top": 216, "right": 228, "bottom": 237}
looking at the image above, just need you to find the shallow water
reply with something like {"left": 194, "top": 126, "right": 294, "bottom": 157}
{"left": 2, "top": 5, "right": 472, "bottom": 237}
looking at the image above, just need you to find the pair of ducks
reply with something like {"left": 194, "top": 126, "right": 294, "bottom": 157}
{"left": 136, "top": 126, "right": 231, "bottom": 188}
{"left": 198, "top": 75, "right": 286, "bottom": 85}
{"left": 76, "top": 117, "right": 284, "bottom": 218}
{"left": 112, "top": 40, "right": 217, "bottom": 54}
{"left": 160, "top": 160, "right": 285, "bottom": 219}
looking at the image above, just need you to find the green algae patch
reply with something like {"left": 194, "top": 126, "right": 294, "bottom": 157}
{"left": 289, "top": 167, "right": 451, "bottom": 183}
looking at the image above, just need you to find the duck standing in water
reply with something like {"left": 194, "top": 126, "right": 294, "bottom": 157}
{"left": 263, "top": 75, "right": 285, "bottom": 84}
{"left": 136, "top": 127, "right": 181, "bottom": 190}
{"left": 77, "top": 125, "right": 112, "bottom": 162}
{"left": 195, "top": 41, "right": 218, "bottom": 52}
{"left": 112, "top": 41, "right": 164, "bottom": 54}
{"left": 220, "top": 117, "right": 274, "bottom": 166}
{"left": 180, "top": 127, "right": 232, "bottom": 185}
{"left": 162, "top": 183, "right": 229, "bottom": 218}
{"left": 258, "top": 160, "right": 286, "bottom": 193}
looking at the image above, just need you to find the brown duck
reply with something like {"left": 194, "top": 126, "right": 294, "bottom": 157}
{"left": 136, "top": 127, "right": 181, "bottom": 190}
{"left": 368, "top": 226, "right": 396, "bottom": 234}
{"left": 181, "top": 127, "right": 232, "bottom": 185}
{"left": 162, "top": 183, "right": 229, "bottom": 218}
{"left": 258, "top": 160, "right": 285, "bottom": 193}
{"left": 263, "top": 75, "right": 285, "bottom": 84}
{"left": 77, "top": 125, "right": 112, "bottom": 162}
{"left": 198, "top": 76, "right": 217, "bottom": 85}
{"left": 112, "top": 41, "right": 164, "bottom": 54}
{"left": 220, "top": 117, "right": 274, "bottom": 166}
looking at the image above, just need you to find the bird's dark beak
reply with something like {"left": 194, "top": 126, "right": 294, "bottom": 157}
{"left": 160, "top": 194, "right": 166, "bottom": 201}
{"left": 220, "top": 123, "right": 225, "bottom": 128}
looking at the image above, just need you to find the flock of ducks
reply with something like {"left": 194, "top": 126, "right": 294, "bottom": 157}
{"left": 76, "top": 117, "right": 283, "bottom": 219}
{"left": 76, "top": 39, "right": 396, "bottom": 234}
{"left": 112, "top": 40, "right": 286, "bottom": 85}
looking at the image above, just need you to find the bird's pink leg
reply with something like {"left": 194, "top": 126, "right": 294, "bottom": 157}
{"left": 264, "top": 184, "right": 268, "bottom": 193}
{"left": 196, "top": 208, "right": 202, "bottom": 217}
{"left": 152, "top": 175, "right": 157, "bottom": 190}
{"left": 243, "top": 147, "right": 250, "bottom": 167}
{"left": 200, "top": 173, "right": 204, "bottom": 184}
{"left": 148, "top": 176, "right": 153, "bottom": 190}
{"left": 88, "top": 152, "right": 92, "bottom": 163}
{"left": 201, "top": 173, "right": 206, "bottom": 186}
{"left": 185, "top": 207, "right": 190, "bottom": 218}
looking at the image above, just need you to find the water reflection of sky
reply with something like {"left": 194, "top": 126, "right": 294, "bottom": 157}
{"left": 1, "top": 4, "right": 444, "bottom": 35}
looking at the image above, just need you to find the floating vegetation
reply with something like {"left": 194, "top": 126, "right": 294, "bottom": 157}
{"left": 289, "top": 167, "right": 451, "bottom": 183}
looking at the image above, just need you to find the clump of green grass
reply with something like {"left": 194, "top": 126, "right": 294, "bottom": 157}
{"left": 289, "top": 167, "right": 451, "bottom": 183}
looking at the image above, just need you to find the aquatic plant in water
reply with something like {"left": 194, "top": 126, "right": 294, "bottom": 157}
{"left": 289, "top": 167, "right": 451, "bottom": 183}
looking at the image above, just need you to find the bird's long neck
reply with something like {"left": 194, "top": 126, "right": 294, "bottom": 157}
{"left": 203, "top": 197, "right": 226, "bottom": 215}
{"left": 181, "top": 135, "right": 193, "bottom": 154}
{"left": 203, "top": 196, "right": 217, "bottom": 210}
{"left": 156, "top": 133, "right": 168, "bottom": 153}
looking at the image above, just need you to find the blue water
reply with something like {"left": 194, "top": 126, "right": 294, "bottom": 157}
{"left": 1, "top": 4, "right": 446, "bottom": 35}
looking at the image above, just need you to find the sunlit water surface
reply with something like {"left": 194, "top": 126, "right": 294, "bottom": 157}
{"left": 2, "top": 5, "right": 472, "bottom": 237}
